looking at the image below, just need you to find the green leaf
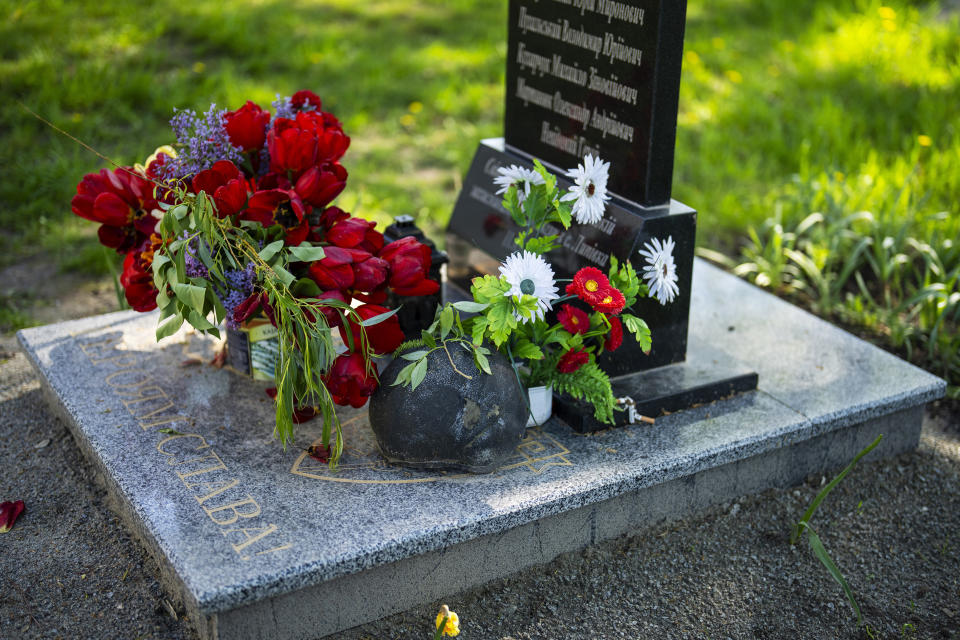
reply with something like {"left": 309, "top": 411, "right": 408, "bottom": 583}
{"left": 514, "top": 339, "right": 544, "bottom": 360}
{"left": 156, "top": 314, "right": 184, "bottom": 341}
{"left": 470, "top": 315, "right": 488, "bottom": 345}
{"left": 410, "top": 358, "right": 428, "bottom": 390}
{"left": 187, "top": 309, "right": 216, "bottom": 331}
{"left": 439, "top": 305, "right": 454, "bottom": 339}
{"left": 622, "top": 314, "right": 652, "bottom": 354}
{"left": 173, "top": 283, "right": 207, "bottom": 313}
{"left": 400, "top": 350, "right": 429, "bottom": 361}
{"left": 360, "top": 307, "right": 399, "bottom": 327}
{"left": 791, "top": 434, "right": 883, "bottom": 545}
{"left": 273, "top": 265, "right": 296, "bottom": 288}
{"left": 800, "top": 522, "right": 863, "bottom": 625}
{"left": 288, "top": 244, "right": 327, "bottom": 262}
{"left": 524, "top": 235, "right": 560, "bottom": 255}
{"left": 259, "top": 240, "right": 284, "bottom": 262}
{"left": 391, "top": 362, "right": 416, "bottom": 386}
{"left": 171, "top": 204, "right": 189, "bottom": 220}
{"left": 475, "top": 350, "right": 492, "bottom": 375}
{"left": 421, "top": 330, "right": 436, "bottom": 349}
{"left": 291, "top": 277, "right": 322, "bottom": 298}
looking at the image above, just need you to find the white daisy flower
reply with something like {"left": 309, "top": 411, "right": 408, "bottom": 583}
{"left": 499, "top": 251, "right": 558, "bottom": 323}
{"left": 638, "top": 236, "right": 680, "bottom": 305}
{"left": 560, "top": 154, "right": 610, "bottom": 225}
{"left": 493, "top": 165, "right": 545, "bottom": 202}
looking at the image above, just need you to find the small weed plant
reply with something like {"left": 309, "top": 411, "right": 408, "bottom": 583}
{"left": 790, "top": 434, "right": 883, "bottom": 626}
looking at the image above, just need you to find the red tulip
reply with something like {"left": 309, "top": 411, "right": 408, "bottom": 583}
{"left": 327, "top": 215, "right": 384, "bottom": 253}
{"left": 224, "top": 100, "right": 271, "bottom": 152}
{"left": 291, "top": 90, "right": 322, "bottom": 111}
{"left": 295, "top": 163, "right": 347, "bottom": 209}
{"left": 307, "top": 246, "right": 355, "bottom": 291}
{"left": 339, "top": 304, "right": 404, "bottom": 355}
{"left": 191, "top": 161, "right": 248, "bottom": 217}
{"left": 120, "top": 251, "right": 159, "bottom": 312}
{"left": 325, "top": 352, "right": 379, "bottom": 408}
{"left": 378, "top": 236, "right": 439, "bottom": 296}
{"left": 352, "top": 254, "right": 389, "bottom": 292}
{"left": 71, "top": 167, "right": 160, "bottom": 253}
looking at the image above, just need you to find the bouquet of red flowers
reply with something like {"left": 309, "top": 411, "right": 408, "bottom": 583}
{"left": 71, "top": 90, "right": 438, "bottom": 465}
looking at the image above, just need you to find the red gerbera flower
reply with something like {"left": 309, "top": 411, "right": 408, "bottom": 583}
{"left": 557, "top": 349, "right": 589, "bottom": 374}
{"left": 604, "top": 316, "right": 624, "bottom": 351}
{"left": 557, "top": 304, "right": 590, "bottom": 335}
{"left": 593, "top": 287, "right": 626, "bottom": 315}
{"left": 565, "top": 267, "right": 611, "bottom": 306}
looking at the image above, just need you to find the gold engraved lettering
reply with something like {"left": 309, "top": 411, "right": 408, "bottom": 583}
{"left": 88, "top": 353, "right": 139, "bottom": 368}
{"left": 133, "top": 401, "right": 177, "bottom": 421}
{"left": 104, "top": 369, "right": 152, "bottom": 389}
{"left": 173, "top": 451, "right": 227, "bottom": 479}
{"left": 77, "top": 335, "right": 119, "bottom": 357}
{"left": 202, "top": 496, "right": 262, "bottom": 526}
{"left": 222, "top": 524, "right": 280, "bottom": 555}
{"left": 139, "top": 414, "right": 186, "bottom": 430}
{"left": 116, "top": 384, "right": 166, "bottom": 400}
{"left": 157, "top": 433, "right": 209, "bottom": 456}
{"left": 192, "top": 478, "right": 241, "bottom": 506}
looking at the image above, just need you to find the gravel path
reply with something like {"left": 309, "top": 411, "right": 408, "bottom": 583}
{"left": 2, "top": 334, "right": 958, "bottom": 640}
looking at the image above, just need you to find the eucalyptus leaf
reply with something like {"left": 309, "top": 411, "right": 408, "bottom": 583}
{"left": 401, "top": 350, "right": 430, "bottom": 361}
{"left": 360, "top": 308, "right": 399, "bottom": 327}
{"left": 288, "top": 245, "right": 327, "bottom": 262}
{"left": 259, "top": 240, "right": 284, "bottom": 262}
{"left": 273, "top": 265, "right": 296, "bottom": 288}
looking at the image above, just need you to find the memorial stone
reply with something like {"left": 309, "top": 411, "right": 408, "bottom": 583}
{"left": 446, "top": 0, "right": 756, "bottom": 420}
{"left": 504, "top": 0, "right": 688, "bottom": 206}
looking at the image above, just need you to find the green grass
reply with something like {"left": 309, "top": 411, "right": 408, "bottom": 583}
{"left": 2, "top": 0, "right": 957, "bottom": 377}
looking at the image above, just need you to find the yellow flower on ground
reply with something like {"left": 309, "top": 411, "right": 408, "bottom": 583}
{"left": 725, "top": 69, "right": 743, "bottom": 84}
{"left": 918, "top": 135, "right": 932, "bottom": 147}
{"left": 435, "top": 605, "right": 460, "bottom": 637}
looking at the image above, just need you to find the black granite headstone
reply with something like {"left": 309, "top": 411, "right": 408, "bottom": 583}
{"left": 504, "top": 0, "right": 687, "bottom": 208}
{"left": 444, "top": 0, "right": 757, "bottom": 427}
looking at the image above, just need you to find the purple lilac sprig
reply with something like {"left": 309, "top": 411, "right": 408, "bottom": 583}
{"left": 215, "top": 262, "right": 257, "bottom": 329}
{"left": 184, "top": 236, "right": 209, "bottom": 280}
{"left": 161, "top": 104, "right": 244, "bottom": 182}
{"left": 270, "top": 93, "right": 317, "bottom": 123}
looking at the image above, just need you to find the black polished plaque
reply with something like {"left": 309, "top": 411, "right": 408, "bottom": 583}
{"left": 504, "top": 0, "right": 688, "bottom": 207}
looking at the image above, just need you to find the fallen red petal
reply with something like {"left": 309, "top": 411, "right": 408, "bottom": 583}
{"left": 0, "top": 500, "right": 25, "bottom": 533}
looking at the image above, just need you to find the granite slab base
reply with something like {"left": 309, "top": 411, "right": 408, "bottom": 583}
{"left": 17, "top": 260, "right": 945, "bottom": 640}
